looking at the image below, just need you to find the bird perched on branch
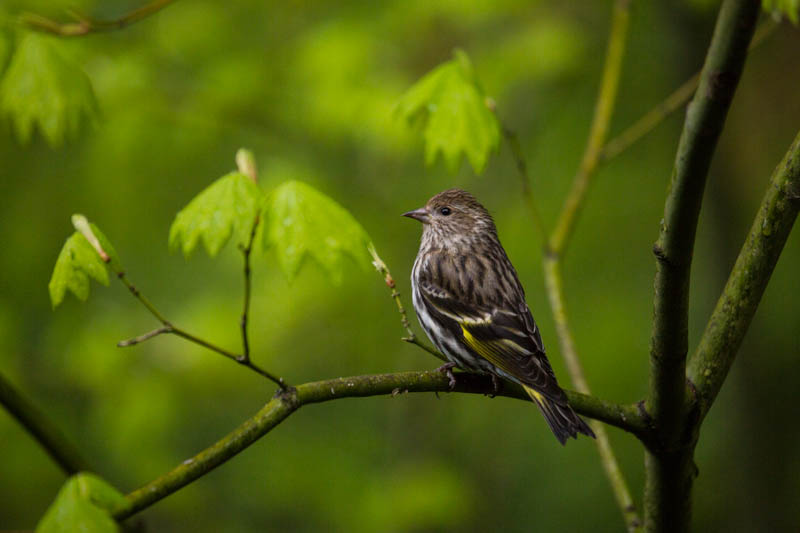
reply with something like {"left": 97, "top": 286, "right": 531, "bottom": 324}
{"left": 404, "top": 188, "right": 595, "bottom": 444}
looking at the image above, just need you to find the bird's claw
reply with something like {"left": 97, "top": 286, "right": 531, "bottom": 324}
{"left": 487, "top": 374, "right": 500, "bottom": 398}
{"left": 436, "top": 362, "right": 457, "bottom": 391}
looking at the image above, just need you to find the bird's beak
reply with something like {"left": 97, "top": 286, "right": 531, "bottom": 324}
{"left": 402, "top": 207, "right": 430, "bottom": 224}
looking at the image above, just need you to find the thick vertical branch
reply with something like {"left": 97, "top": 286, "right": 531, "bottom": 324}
{"left": 645, "top": 0, "right": 759, "bottom": 531}
{"left": 688, "top": 130, "right": 800, "bottom": 418}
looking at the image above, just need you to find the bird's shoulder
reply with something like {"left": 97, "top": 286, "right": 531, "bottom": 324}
{"left": 416, "top": 244, "right": 526, "bottom": 311}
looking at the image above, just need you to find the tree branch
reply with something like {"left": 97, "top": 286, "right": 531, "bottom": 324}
{"left": 114, "top": 269, "right": 288, "bottom": 389}
{"left": 687, "top": 129, "right": 800, "bottom": 418}
{"left": 0, "top": 370, "right": 92, "bottom": 475}
{"left": 645, "top": 0, "right": 759, "bottom": 531}
{"left": 544, "top": 256, "right": 642, "bottom": 532}
{"left": 20, "top": 0, "right": 176, "bottom": 37}
{"left": 110, "top": 369, "right": 647, "bottom": 521}
{"left": 535, "top": 1, "right": 641, "bottom": 531}
{"left": 548, "top": 0, "right": 631, "bottom": 258}
{"left": 599, "top": 18, "right": 778, "bottom": 162}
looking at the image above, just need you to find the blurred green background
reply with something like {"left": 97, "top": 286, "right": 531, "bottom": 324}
{"left": 1, "top": 0, "right": 799, "bottom": 531}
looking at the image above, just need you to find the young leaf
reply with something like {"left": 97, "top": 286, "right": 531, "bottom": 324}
{"left": 169, "top": 171, "right": 263, "bottom": 258}
{"left": 36, "top": 473, "right": 126, "bottom": 533}
{"left": 763, "top": 0, "right": 799, "bottom": 23}
{"left": 0, "top": 33, "right": 98, "bottom": 147}
{"left": 396, "top": 49, "right": 500, "bottom": 174}
{"left": 263, "top": 180, "right": 371, "bottom": 284}
{"left": 49, "top": 237, "right": 106, "bottom": 308}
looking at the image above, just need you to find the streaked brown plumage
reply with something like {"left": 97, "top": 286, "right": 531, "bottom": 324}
{"left": 404, "top": 188, "right": 594, "bottom": 444}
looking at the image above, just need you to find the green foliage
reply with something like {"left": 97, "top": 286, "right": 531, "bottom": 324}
{"left": 48, "top": 219, "right": 118, "bottom": 309}
{"left": 0, "top": 28, "right": 11, "bottom": 76}
{"left": 35, "top": 473, "right": 125, "bottom": 533}
{"left": 263, "top": 180, "right": 371, "bottom": 284}
{"left": 763, "top": 0, "right": 799, "bottom": 23}
{"left": 396, "top": 49, "right": 500, "bottom": 174}
{"left": 169, "top": 172, "right": 263, "bottom": 258}
{"left": 0, "top": 33, "right": 98, "bottom": 146}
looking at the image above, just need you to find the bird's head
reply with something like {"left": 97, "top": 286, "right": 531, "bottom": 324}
{"left": 403, "top": 189, "right": 496, "bottom": 246}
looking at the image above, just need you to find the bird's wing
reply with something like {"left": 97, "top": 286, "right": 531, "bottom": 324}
{"left": 417, "top": 278, "right": 565, "bottom": 401}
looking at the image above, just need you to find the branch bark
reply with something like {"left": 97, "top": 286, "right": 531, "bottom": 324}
{"left": 110, "top": 370, "right": 647, "bottom": 521}
{"left": 688, "top": 129, "right": 800, "bottom": 418}
{"left": 0, "top": 370, "right": 91, "bottom": 475}
{"left": 645, "top": 0, "right": 759, "bottom": 531}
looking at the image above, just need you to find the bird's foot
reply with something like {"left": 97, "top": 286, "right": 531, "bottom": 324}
{"left": 436, "top": 362, "right": 457, "bottom": 391}
{"left": 487, "top": 374, "right": 500, "bottom": 398}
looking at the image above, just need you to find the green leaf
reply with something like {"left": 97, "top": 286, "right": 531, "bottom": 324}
{"left": 49, "top": 230, "right": 111, "bottom": 309}
{"left": 36, "top": 473, "right": 125, "bottom": 533}
{"left": 396, "top": 49, "right": 500, "bottom": 174}
{"left": 263, "top": 180, "right": 371, "bottom": 284}
{"left": 0, "top": 33, "right": 98, "bottom": 146}
{"left": 169, "top": 171, "right": 263, "bottom": 258}
{"left": 763, "top": 0, "right": 799, "bottom": 23}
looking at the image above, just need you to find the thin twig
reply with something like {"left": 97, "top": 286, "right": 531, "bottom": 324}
{"left": 114, "top": 269, "right": 287, "bottom": 389}
{"left": 600, "top": 18, "right": 779, "bottom": 162}
{"left": 0, "top": 370, "right": 92, "bottom": 475}
{"left": 368, "top": 244, "right": 444, "bottom": 361}
{"left": 117, "top": 326, "right": 172, "bottom": 347}
{"left": 239, "top": 222, "right": 258, "bottom": 362}
{"left": 486, "top": 97, "right": 547, "bottom": 239}
{"left": 20, "top": 0, "right": 176, "bottom": 37}
{"left": 110, "top": 369, "right": 648, "bottom": 521}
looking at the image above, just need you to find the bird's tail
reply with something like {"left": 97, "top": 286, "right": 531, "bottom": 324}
{"left": 524, "top": 385, "right": 596, "bottom": 445}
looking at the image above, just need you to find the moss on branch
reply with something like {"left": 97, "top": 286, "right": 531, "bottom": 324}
{"left": 111, "top": 370, "right": 645, "bottom": 520}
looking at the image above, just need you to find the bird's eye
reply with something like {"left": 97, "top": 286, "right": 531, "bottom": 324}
{"left": 439, "top": 207, "right": 452, "bottom": 216}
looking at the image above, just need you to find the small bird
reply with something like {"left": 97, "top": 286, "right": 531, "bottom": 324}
{"left": 404, "top": 189, "right": 595, "bottom": 444}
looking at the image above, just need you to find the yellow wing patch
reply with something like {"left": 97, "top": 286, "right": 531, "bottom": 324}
{"left": 523, "top": 385, "right": 544, "bottom": 403}
{"left": 460, "top": 325, "right": 530, "bottom": 375}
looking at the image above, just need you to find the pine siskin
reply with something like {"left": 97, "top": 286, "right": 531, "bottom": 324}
{"left": 404, "top": 189, "right": 595, "bottom": 445}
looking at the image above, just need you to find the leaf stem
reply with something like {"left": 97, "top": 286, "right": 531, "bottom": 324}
{"left": 0, "top": 370, "right": 92, "bottom": 475}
